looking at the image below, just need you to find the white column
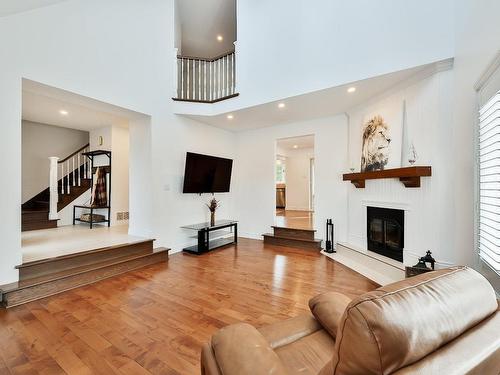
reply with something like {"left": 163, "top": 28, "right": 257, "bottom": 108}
{"left": 49, "top": 156, "right": 59, "bottom": 220}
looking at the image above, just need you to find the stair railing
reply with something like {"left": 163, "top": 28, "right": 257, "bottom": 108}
{"left": 174, "top": 50, "right": 236, "bottom": 102}
{"left": 48, "top": 144, "right": 90, "bottom": 220}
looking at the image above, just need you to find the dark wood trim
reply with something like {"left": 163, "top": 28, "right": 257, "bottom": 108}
{"left": 58, "top": 143, "right": 89, "bottom": 164}
{"left": 172, "top": 93, "right": 239, "bottom": 104}
{"left": 343, "top": 166, "right": 432, "bottom": 188}
{"left": 177, "top": 50, "right": 235, "bottom": 62}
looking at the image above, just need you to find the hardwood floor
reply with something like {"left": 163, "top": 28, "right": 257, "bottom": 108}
{"left": 0, "top": 238, "right": 378, "bottom": 375}
{"left": 275, "top": 209, "right": 314, "bottom": 230}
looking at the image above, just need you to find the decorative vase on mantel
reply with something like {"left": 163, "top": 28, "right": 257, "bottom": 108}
{"left": 408, "top": 143, "right": 418, "bottom": 166}
{"left": 206, "top": 198, "right": 220, "bottom": 227}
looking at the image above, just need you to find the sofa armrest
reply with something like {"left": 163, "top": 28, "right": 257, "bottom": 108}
{"left": 309, "top": 292, "right": 352, "bottom": 339}
{"left": 258, "top": 313, "right": 322, "bottom": 349}
{"left": 211, "top": 323, "right": 288, "bottom": 375}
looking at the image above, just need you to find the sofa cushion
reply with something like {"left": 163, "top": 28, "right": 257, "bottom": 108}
{"left": 258, "top": 313, "right": 322, "bottom": 349}
{"left": 331, "top": 266, "right": 498, "bottom": 375}
{"left": 275, "top": 329, "right": 335, "bottom": 375}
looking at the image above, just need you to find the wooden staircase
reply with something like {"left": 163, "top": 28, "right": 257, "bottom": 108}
{"left": 263, "top": 226, "right": 322, "bottom": 250}
{"left": 22, "top": 148, "right": 92, "bottom": 231}
{"left": 0, "top": 239, "right": 169, "bottom": 308}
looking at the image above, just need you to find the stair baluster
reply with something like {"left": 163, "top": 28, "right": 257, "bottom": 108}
{"left": 198, "top": 59, "right": 201, "bottom": 100}
{"left": 78, "top": 153, "right": 81, "bottom": 186}
{"left": 187, "top": 58, "right": 190, "bottom": 100}
{"left": 84, "top": 148, "right": 88, "bottom": 179}
{"left": 60, "top": 163, "right": 64, "bottom": 194}
{"left": 204, "top": 60, "right": 207, "bottom": 101}
{"left": 66, "top": 160, "right": 70, "bottom": 194}
{"left": 173, "top": 52, "right": 236, "bottom": 103}
{"left": 181, "top": 58, "right": 184, "bottom": 99}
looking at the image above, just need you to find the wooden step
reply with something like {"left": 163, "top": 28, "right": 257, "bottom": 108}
{"left": 263, "top": 233, "right": 322, "bottom": 251}
{"left": 21, "top": 210, "right": 58, "bottom": 231}
{"left": 271, "top": 226, "right": 316, "bottom": 240}
{"left": 21, "top": 220, "right": 58, "bottom": 232}
{"left": 0, "top": 246, "right": 169, "bottom": 308}
{"left": 17, "top": 239, "right": 155, "bottom": 280}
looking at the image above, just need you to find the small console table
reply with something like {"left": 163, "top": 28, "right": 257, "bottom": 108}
{"left": 181, "top": 220, "right": 238, "bottom": 255}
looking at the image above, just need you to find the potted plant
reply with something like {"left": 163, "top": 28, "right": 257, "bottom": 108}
{"left": 206, "top": 198, "right": 220, "bottom": 226}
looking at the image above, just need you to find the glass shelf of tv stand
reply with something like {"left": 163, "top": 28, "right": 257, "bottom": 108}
{"left": 181, "top": 219, "right": 238, "bottom": 231}
{"left": 181, "top": 220, "right": 238, "bottom": 254}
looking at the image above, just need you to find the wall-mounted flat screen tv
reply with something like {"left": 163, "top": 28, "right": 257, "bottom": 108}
{"left": 182, "top": 152, "right": 233, "bottom": 193}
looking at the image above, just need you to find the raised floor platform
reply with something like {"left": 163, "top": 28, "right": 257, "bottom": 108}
{"left": 22, "top": 225, "right": 145, "bottom": 262}
{"left": 1, "top": 225, "right": 169, "bottom": 307}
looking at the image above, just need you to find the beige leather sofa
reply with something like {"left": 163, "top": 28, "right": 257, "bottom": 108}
{"left": 201, "top": 266, "right": 499, "bottom": 374}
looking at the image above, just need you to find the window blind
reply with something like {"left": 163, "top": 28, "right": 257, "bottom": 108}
{"left": 479, "top": 90, "right": 500, "bottom": 274}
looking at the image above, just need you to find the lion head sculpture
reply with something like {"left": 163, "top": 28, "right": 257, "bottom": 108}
{"left": 361, "top": 115, "right": 391, "bottom": 172}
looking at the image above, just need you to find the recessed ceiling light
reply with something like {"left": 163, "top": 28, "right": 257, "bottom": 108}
{"left": 227, "top": 114, "right": 234, "bottom": 119}
{"left": 278, "top": 102, "right": 286, "bottom": 109}
{"left": 59, "top": 110, "right": 68, "bottom": 115}
{"left": 293, "top": 145, "right": 298, "bottom": 149}
{"left": 217, "top": 35, "right": 223, "bottom": 42}
{"left": 347, "top": 87, "right": 356, "bottom": 93}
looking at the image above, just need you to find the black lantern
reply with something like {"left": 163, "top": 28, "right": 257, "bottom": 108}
{"left": 421, "top": 250, "right": 436, "bottom": 270}
{"left": 325, "top": 219, "right": 335, "bottom": 253}
{"left": 412, "top": 250, "right": 436, "bottom": 270}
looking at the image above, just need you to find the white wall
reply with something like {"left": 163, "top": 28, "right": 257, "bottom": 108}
{"left": 235, "top": 115, "right": 348, "bottom": 240}
{"left": 0, "top": 0, "right": 237, "bottom": 284}
{"left": 283, "top": 147, "right": 313, "bottom": 211}
{"left": 22, "top": 120, "right": 89, "bottom": 203}
{"left": 237, "top": 0, "right": 454, "bottom": 107}
{"left": 346, "top": 69, "right": 455, "bottom": 267}
{"left": 173, "top": 0, "right": 454, "bottom": 116}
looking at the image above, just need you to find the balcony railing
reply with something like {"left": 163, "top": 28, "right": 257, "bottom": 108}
{"left": 173, "top": 51, "right": 237, "bottom": 103}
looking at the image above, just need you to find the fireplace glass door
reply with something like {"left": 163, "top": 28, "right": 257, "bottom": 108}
{"left": 367, "top": 207, "right": 404, "bottom": 262}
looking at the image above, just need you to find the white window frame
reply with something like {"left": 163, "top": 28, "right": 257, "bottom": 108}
{"left": 474, "top": 51, "right": 500, "bottom": 288}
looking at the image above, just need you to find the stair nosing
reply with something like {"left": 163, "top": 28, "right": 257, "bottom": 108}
{"left": 16, "top": 238, "right": 156, "bottom": 269}
{"left": 3, "top": 248, "right": 169, "bottom": 293}
{"left": 263, "top": 233, "right": 322, "bottom": 243}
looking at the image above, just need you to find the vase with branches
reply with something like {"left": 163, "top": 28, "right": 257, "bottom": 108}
{"left": 206, "top": 198, "right": 220, "bottom": 226}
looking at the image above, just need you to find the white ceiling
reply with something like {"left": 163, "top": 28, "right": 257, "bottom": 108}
{"left": 277, "top": 135, "right": 314, "bottom": 151}
{"left": 178, "top": 0, "right": 236, "bottom": 57}
{"left": 22, "top": 80, "right": 139, "bottom": 131}
{"left": 0, "top": 0, "right": 67, "bottom": 17}
{"left": 185, "top": 60, "right": 452, "bottom": 132}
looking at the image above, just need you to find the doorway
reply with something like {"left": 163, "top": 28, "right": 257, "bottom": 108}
{"left": 275, "top": 135, "right": 315, "bottom": 230}
{"left": 20, "top": 79, "right": 150, "bottom": 262}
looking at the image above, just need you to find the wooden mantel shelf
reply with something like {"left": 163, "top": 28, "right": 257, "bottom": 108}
{"left": 343, "top": 166, "right": 432, "bottom": 188}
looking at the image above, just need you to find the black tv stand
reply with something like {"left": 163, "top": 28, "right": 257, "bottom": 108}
{"left": 181, "top": 220, "right": 237, "bottom": 254}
